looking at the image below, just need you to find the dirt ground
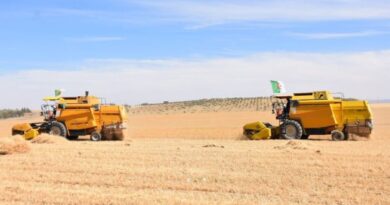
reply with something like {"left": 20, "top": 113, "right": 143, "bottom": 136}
{"left": 0, "top": 104, "right": 389, "bottom": 204}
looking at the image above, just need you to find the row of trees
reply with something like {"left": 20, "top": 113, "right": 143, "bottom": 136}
{"left": 126, "top": 97, "right": 274, "bottom": 115}
{"left": 0, "top": 108, "right": 32, "bottom": 119}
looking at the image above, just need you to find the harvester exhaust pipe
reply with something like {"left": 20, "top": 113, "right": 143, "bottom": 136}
{"left": 85, "top": 91, "right": 89, "bottom": 97}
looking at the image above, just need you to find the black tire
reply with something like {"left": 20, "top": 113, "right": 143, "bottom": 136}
{"left": 331, "top": 130, "right": 346, "bottom": 141}
{"left": 280, "top": 120, "right": 303, "bottom": 140}
{"left": 49, "top": 121, "right": 67, "bottom": 137}
{"left": 90, "top": 132, "right": 102, "bottom": 141}
{"left": 66, "top": 135, "right": 79, "bottom": 140}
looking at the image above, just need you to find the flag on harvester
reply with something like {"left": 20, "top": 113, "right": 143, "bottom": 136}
{"left": 270, "top": 80, "right": 286, "bottom": 94}
{"left": 43, "top": 89, "right": 65, "bottom": 102}
{"left": 55, "top": 89, "right": 62, "bottom": 97}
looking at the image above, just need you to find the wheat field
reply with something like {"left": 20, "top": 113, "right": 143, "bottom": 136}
{"left": 0, "top": 103, "right": 389, "bottom": 204}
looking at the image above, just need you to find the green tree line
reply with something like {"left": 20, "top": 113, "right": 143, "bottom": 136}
{"left": 0, "top": 108, "right": 32, "bottom": 119}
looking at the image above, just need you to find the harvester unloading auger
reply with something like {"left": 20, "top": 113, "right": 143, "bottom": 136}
{"left": 12, "top": 91, "right": 128, "bottom": 141}
{"left": 243, "top": 91, "right": 373, "bottom": 141}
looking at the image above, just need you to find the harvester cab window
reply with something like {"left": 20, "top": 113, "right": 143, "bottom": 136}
{"left": 41, "top": 104, "right": 57, "bottom": 121}
{"left": 273, "top": 102, "right": 284, "bottom": 116}
{"left": 272, "top": 97, "right": 290, "bottom": 120}
{"left": 273, "top": 100, "right": 287, "bottom": 119}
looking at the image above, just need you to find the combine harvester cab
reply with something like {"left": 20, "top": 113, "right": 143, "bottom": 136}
{"left": 244, "top": 91, "right": 373, "bottom": 141}
{"left": 12, "top": 91, "right": 128, "bottom": 141}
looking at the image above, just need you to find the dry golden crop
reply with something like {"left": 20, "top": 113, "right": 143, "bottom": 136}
{"left": 0, "top": 103, "right": 389, "bottom": 204}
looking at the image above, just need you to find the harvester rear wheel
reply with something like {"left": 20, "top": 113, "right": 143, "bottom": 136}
{"left": 331, "top": 130, "right": 346, "bottom": 141}
{"left": 49, "top": 121, "right": 67, "bottom": 137}
{"left": 281, "top": 120, "right": 303, "bottom": 140}
{"left": 90, "top": 132, "right": 102, "bottom": 141}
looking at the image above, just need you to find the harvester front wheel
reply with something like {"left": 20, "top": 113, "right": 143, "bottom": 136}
{"left": 49, "top": 121, "right": 67, "bottom": 137}
{"left": 90, "top": 132, "right": 102, "bottom": 141}
{"left": 331, "top": 130, "right": 346, "bottom": 141}
{"left": 280, "top": 120, "right": 303, "bottom": 140}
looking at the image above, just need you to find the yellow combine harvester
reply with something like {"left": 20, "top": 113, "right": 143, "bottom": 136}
{"left": 12, "top": 91, "right": 128, "bottom": 141}
{"left": 244, "top": 91, "right": 373, "bottom": 141}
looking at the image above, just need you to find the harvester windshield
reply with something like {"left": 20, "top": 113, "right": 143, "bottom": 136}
{"left": 272, "top": 96, "right": 290, "bottom": 119}
{"left": 41, "top": 104, "right": 57, "bottom": 121}
{"left": 41, "top": 96, "right": 63, "bottom": 121}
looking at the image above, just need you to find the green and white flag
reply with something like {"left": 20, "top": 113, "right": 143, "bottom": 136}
{"left": 55, "top": 89, "right": 64, "bottom": 97}
{"left": 270, "top": 80, "right": 286, "bottom": 94}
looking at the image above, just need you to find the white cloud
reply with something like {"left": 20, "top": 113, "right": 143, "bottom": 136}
{"left": 132, "top": 0, "right": 390, "bottom": 26}
{"left": 288, "top": 30, "right": 389, "bottom": 39}
{"left": 65, "top": 36, "right": 126, "bottom": 42}
{"left": 1, "top": 50, "right": 389, "bottom": 109}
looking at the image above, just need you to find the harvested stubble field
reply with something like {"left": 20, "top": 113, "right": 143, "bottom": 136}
{"left": 0, "top": 103, "right": 389, "bottom": 204}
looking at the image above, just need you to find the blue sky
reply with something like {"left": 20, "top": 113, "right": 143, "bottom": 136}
{"left": 0, "top": 0, "right": 390, "bottom": 108}
{"left": 1, "top": 0, "right": 390, "bottom": 70}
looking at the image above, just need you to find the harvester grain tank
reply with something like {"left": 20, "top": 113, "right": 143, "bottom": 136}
{"left": 12, "top": 92, "right": 127, "bottom": 141}
{"left": 243, "top": 91, "right": 373, "bottom": 140}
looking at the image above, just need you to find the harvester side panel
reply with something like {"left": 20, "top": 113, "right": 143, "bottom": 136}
{"left": 341, "top": 101, "right": 372, "bottom": 122}
{"left": 341, "top": 101, "right": 373, "bottom": 137}
{"left": 94, "top": 105, "right": 127, "bottom": 128}
{"left": 329, "top": 103, "right": 344, "bottom": 128}
{"left": 56, "top": 108, "right": 97, "bottom": 131}
{"left": 291, "top": 103, "right": 337, "bottom": 129}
